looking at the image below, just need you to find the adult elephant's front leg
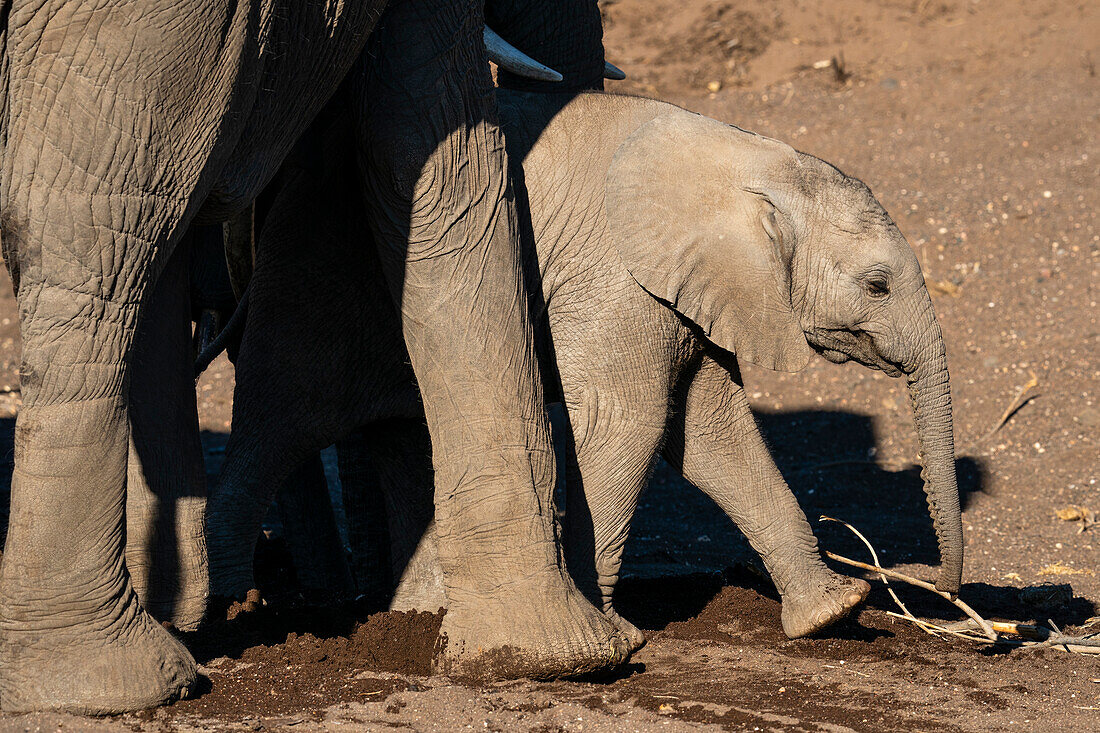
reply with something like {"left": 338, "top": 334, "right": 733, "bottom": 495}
{"left": 354, "top": 0, "right": 629, "bottom": 679}
{"left": 0, "top": 1, "right": 261, "bottom": 713}
{"left": 0, "top": 214, "right": 199, "bottom": 714}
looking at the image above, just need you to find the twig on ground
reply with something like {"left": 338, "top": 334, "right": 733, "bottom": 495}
{"left": 821, "top": 516, "right": 1100, "bottom": 655}
{"left": 821, "top": 543, "right": 997, "bottom": 640}
{"left": 820, "top": 516, "right": 918, "bottom": 623}
{"left": 884, "top": 611, "right": 990, "bottom": 643}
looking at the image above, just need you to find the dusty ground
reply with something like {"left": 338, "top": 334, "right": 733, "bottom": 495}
{"left": 1, "top": 0, "right": 1098, "bottom": 730}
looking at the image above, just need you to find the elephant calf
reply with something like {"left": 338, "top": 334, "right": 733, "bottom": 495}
{"left": 208, "top": 89, "right": 964, "bottom": 646}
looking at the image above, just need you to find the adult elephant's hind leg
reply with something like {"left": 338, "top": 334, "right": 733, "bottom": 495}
{"left": 355, "top": 0, "right": 629, "bottom": 680}
{"left": 126, "top": 237, "right": 209, "bottom": 631}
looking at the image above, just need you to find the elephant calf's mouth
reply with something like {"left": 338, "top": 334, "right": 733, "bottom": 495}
{"left": 807, "top": 330, "right": 905, "bottom": 377}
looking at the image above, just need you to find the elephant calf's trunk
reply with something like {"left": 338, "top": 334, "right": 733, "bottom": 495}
{"left": 907, "top": 346, "right": 964, "bottom": 595}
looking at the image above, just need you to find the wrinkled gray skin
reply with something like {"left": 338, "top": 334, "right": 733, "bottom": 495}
{"left": 0, "top": 0, "right": 628, "bottom": 715}
{"left": 213, "top": 90, "right": 962, "bottom": 649}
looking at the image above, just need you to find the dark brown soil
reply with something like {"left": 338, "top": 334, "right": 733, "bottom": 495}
{"left": 159, "top": 605, "right": 442, "bottom": 722}
{"left": 112, "top": 564, "right": 1098, "bottom": 730}
{"left": 1, "top": 0, "right": 1098, "bottom": 730}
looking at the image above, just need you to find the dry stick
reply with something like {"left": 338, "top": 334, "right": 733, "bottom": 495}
{"left": 884, "top": 612, "right": 991, "bottom": 643}
{"left": 820, "top": 518, "right": 1100, "bottom": 653}
{"left": 888, "top": 614, "right": 1100, "bottom": 654}
{"left": 824, "top": 551, "right": 997, "bottom": 640}
{"left": 818, "top": 517, "right": 998, "bottom": 640}
{"left": 820, "top": 516, "right": 918, "bottom": 623}
{"left": 826, "top": 551, "right": 997, "bottom": 640}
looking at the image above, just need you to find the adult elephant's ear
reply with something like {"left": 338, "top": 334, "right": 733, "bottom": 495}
{"left": 604, "top": 112, "right": 813, "bottom": 372}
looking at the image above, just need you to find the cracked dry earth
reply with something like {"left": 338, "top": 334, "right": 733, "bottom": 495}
{"left": 1, "top": 0, "right": 1098, "bottom": 730}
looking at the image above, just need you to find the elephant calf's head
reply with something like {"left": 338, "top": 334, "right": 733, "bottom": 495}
{"left": 603, "top": 109, "right": 963, "bottom": 595}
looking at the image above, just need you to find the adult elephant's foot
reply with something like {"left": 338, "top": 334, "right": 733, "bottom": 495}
{"left": 0, "top": 398, "right": 200, "bottom": 713}
{"left": 207, "top": 552, "right": 256, "bottom": 605}
{"left": 780, "top": 571, "right": 870, "bottom": 639}
{"left": 606, "top": 607, "right": 647, "bottom": 652}
{"left": 205, "top": 491, "right": 263, "bottom": 604}
{"left": 435, "top": 570, "right": 632, "bottom": 680}
{"left": 0, "top": 591, "right": 199, "bottom": 714}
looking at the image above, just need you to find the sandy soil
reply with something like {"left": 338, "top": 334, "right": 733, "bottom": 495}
{"left": 1, "top": 0, "right": 1098, "bottom": 730}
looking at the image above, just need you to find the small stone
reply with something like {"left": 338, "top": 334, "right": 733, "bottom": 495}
{"left": 1043, "top": 190, "right": 1053, "bottom": 198}
{"left": 706, "top": 80, "right": 722, "bottom": 93}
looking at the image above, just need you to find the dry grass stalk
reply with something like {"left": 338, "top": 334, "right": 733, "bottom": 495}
{"left": 977, "top": 370, "right": 1039, "bottom": 443}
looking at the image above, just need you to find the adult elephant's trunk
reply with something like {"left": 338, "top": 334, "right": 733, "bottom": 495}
{"left": 905, "top": 302, "right": 964, "bottom": 595}
{"left": 485, "top": 0, "right": 606, "bottom": 92}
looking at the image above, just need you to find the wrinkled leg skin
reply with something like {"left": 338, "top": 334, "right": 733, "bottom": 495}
{"left": 555, "top": 318, "right": 677, "bottom": 655}
{"left": 668, "top": 356, "right": 870, "bottom": 638}
{"left": 0, "top": 4, "right": 242, "bottom": 714}
{"left": 353, "top": 0, "right": 630, "bottom": 680}
{"left": 0, "top": 215, "right": 201, "bottom": 706}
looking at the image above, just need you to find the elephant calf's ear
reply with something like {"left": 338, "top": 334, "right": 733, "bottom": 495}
{"left": 604, "top": 113, "right": 813, "bottom": 372}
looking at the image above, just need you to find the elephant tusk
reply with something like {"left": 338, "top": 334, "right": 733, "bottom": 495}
{"left": 603, "top": 60, "right": 627, "bottom": 80}
{"left": 484, "top": 26, "right": 563, "bottom": 82}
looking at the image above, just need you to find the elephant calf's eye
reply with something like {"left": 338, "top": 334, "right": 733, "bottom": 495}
{"left": 865, "top": 278, "right": 890, "bottom": 298}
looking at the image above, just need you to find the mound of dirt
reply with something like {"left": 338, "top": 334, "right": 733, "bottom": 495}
{"left": 169, "top": 605, "right": 442, "bottom": 721}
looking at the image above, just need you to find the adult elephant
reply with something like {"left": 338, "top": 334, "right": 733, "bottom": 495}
{"left": 0, "top": 0, "right": 627, "bottom": 715}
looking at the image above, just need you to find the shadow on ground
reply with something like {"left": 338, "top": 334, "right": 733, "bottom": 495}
{"left": 626, "top": 409, "right": 987, "bottom": 581}
{"left": 0, "top": 409, "right": 986, "bottom": 586}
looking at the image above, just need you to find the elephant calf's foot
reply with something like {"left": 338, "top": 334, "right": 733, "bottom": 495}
{"left": 435, "top": 571, "right": 632, "bottom": 680}
{"left": 780, "top": 572, "right": 870, "bottom": 639}
{"left": 0, "top": 594, "right": 199, "bottom": 714}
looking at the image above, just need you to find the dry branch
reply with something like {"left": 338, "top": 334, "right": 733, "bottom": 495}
{"left": 820, "top": 516, "right": 1100, "bottom": 656}
{"left": 819, "top": 516, "right": 996, "bottom": 640}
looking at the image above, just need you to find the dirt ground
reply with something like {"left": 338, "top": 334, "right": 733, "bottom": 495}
{"left": 1, "top": 0, "right": 1098, "bottom": 730}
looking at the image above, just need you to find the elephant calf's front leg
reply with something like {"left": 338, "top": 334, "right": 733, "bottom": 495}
{"left": 666, "top": 355, "right": 869, "bottom": 638}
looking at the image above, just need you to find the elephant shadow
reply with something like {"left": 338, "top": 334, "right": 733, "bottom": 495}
{"left": 757, "top": 408, "right": 987, "bottom": 568}
{"left": 0, "top": 408, "right": 988, "bottom": 606}
{"left": 618, "top": 408, "right": 989, "bottom": 626}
